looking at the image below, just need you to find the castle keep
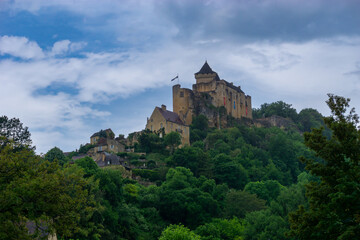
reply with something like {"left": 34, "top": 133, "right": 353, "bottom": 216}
{"left": 173, "top": 61, "right": 252, "bottom": 126}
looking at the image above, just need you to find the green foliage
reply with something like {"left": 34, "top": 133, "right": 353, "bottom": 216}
{"left": 74, "top": 156, "right": 99, "bottom": 178}
{"left": 98, "top": 130, "right": 108, "bottom": 139}
{"left": 0, "top": 115, "right": 33, "bottom": 151}
{"left": 190, "top": 115, "right": 209, "bottom": 143}
{"left": 92, "top": 168, "right": 153, "bottom": 239}
{"left": 223, "top": 190, "right": 266, "bottom": 219}
{"left": 0, "top": 143, "right": 96, "bottom": 239}
{"left": 158, "top": 167, "right": 219, "bottom": 228}
{"left": 170, "top": 146, "right": 213, "bottom": 178}
{"left": 214, "top": 154, "right": 249, "bottom": 189}
{"left": 137, "top": 129, "right": 166, "bottom": 154}
{"left": 191, "top": 114, "right": 209, "bottom": 132}
{"left": 244, "top": 174, "right": 309, "bottom": 240}
{"left": 3, "top": 97, "right": 341, "bottom": 240}
{"left": 244, "top": 180, "right": 283, "bottom": 204}
{"left": 164, "top": 131, "right": 181, "bottom": 154}
{"left": 195, "top": 218, "right": 245, "bottom": 240}
{"left": 192, "top": 140, "right": 205, "bottom": 149}
{"left": 133, "top": 169, "right": 160, "bottom": 182}
{"left": 297, "top": 108, "right": 323, "bottom": 132}
{"left": 252, "top": 101, "right": 298, "bottom": 121}
{"left": 268, "top": 133, "right": 299, "bottom": 183}
{"left": 44, "top": 146, "right": 69, "bottom": 166}
{"left": 159, "top": 224, "right": 201, "bottom": 240}
{"left": 78, "top": 143, "right": 95, "bottom": 154}
{"left": 289, "top": 94, "right": 360, "bottom": 239}
{"left": 244, "top": 209, "right": 288, "bottom": 240}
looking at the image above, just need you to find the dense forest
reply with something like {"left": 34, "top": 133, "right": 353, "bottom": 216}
{"left": 1, "top": 94, "right": 359, "bottom": 240}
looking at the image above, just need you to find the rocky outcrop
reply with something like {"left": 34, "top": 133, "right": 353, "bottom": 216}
{"left": 254, "top": 115, "right": 299, "bottom": 131}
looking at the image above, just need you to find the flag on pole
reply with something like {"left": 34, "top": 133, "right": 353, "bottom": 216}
{"left": 171, "top": 75, "right": 179, "bottom": 81}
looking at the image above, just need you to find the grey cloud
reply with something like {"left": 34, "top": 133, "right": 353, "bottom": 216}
{"left": 156, "top": 0, "right": 360, "bottom": 43}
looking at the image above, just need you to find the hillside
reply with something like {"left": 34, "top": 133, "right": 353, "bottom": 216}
{"left": 1, "top": 96, "right": 359, "bottom": 240}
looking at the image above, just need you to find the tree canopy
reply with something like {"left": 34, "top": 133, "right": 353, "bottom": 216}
{"left": 289, "top": 94, "right": 360, "bottom": 239}
{"left": 0, "top": 142, "right": 95, "bottom": 239}
{"left": 44, "top": 146, "right": 68, "bottom": 166}
{"left": 252, "top": 101, "right": 298, "bottom": 121}
{"left": 0, "top": 116, "right": 33, "bottom": 150}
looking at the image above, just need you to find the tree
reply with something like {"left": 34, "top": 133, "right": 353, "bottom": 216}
{"left": 214, "top": 154, "right": 249, "bottom": 189}
{"left": 78, "top": 143, "right": 95, "bottom": 154}
{"left": 244, "top": 209, "right": 288, "bottom": 240}
{"left": 159, "top": 224, "right": 201, "bottom": 240}
{"left": 170, "top": 146, "right": 213, "bottom": 177}
{"left": 44, "top": 146, "right": 68, "bottom": 166}
{"left": 137, "top": 130, "right": 165, "bottom": 153}
{"left": 195, "top": 217, "right": 245, "bottom": 240}
{"left": 190, "top": 115, "right": 209, "bottom": 143}
{"left": 297, "top": 108, "right": 323, "bottom": 132}
{"left": 252, "top": 101, "right": 298, "bottom": 121}
{"left": 75, "top": 156, "right": 99, "bottom": 178}
{"left": 0, "top": 142, "right": 96, "bottom": 239}
{"left": 244, "top": 180, "right": 283, "bottom": 204}
{"left": 164, "top": 131, "right": 181, "bottom": 154}
{"left": 289, "top": 94, "right": 360, "bottom": 239}
{"left": 0, "top": 116, "right": 33, "bottom": 150}
{"left": 223, "top": 190, "right": 266, "bottom": 219}
{"left": 158, "top": 167, "right": 219, "bottom": 228}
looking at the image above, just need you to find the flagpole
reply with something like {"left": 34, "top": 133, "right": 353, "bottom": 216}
{"left": 171, "top": 74, "right": 179, "bottom": 84}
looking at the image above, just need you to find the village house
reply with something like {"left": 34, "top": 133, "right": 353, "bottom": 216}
{"left": 146, "top": 104, "right": 190, "bottom": 146}
{"left": 89, "top": 129, "right": 125, "bottom": 153}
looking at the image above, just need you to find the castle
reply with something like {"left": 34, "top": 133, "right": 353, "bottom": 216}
{"left": 173, "top": 61, "right": 252, "bottom": 126}
{"left": 84, "top": 62, "right": 252, "bottom": 156}
{"left": 146, "top": 61, "right": 252, "bottom": 146}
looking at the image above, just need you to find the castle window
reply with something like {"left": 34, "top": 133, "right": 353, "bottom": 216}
{"left": 180, "top": 91, "right": 184, "bottom": 97}
{"left": 111, "top": 145, "right": 114, "bottom": 149}
{"left": 98, "top": 146, "right": 102, "bottom": 151}
{"left": 151, "top": 125, "right": 153, "bottom": 131}
{"left": 160, "top": 123, "right": 163, "bottom": 128}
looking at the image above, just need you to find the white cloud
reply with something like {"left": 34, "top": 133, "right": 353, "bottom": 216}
{"left": 69, "top": 41, "right": 87, "bottom": 52}
{"left": 50, "top": 40, "right": 87, "bottom": 56}
{"left": 0, "top": 35, "right": 44, "bottom": 59}
{"left": 1, "top": 35, "right": 360, "bottom": 153}
{"left": 51, "top": 40, "right": 70, "bottom": 56}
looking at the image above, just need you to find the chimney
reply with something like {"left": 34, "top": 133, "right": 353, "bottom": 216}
{"left": 161, "top": 104, "right": 166, "bottom": 111}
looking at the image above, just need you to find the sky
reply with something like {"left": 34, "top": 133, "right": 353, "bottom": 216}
{"left": 0, "top": 0, "right": 359, "bottom": 154}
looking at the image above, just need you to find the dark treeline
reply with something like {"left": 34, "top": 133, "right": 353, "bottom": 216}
{"left": 1, "top": 95, "right": 359, "bottom": 240}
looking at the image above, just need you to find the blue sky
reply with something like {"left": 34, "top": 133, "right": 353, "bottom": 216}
{"left": 0, "top": 0, "right": 359, "bottom": 153}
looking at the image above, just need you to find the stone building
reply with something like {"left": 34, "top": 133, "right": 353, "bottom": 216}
{"left": 89, "top": 129, "right": 125, "bottom": 153}
{"left": 146, "top": 105, "right": 190, "bottom": 146}
{"left": 90, "top": 128, "right": 114, "bottom": 145}
{"left": 173, "top": 61, "right": 252, "bottom": 126}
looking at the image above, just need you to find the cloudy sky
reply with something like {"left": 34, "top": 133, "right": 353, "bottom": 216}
{"left": 1, "top": 0, "right": 359, "bottom": 153}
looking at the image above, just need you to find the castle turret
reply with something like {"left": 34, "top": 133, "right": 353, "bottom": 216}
{"left": 194, "top": 61, "right": 220, "bottom": 84}
{"left": 173, "top": 84, "right": 194, "bottom": 125}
